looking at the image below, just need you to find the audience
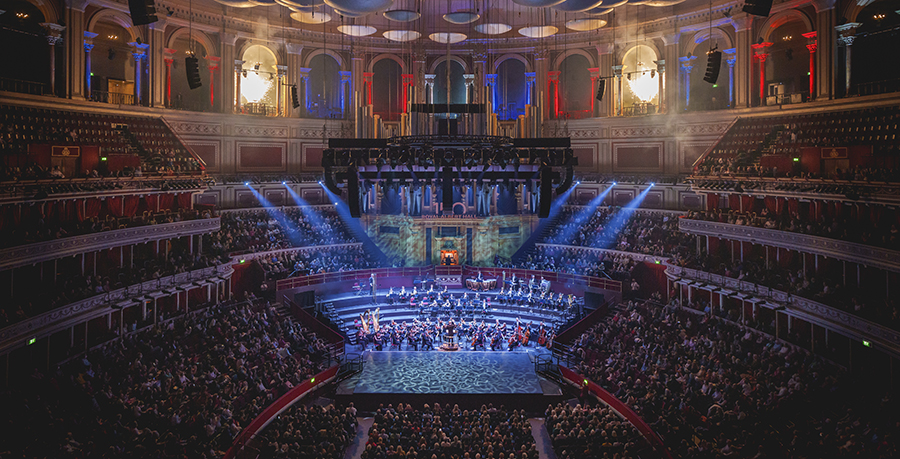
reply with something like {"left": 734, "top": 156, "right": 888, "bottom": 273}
{"left": 207, "top": 208, "right": 356, "bottom": 255}
{"left": 545, "top": 402, "right": 641, "bottom": 459}
{"left": 258, "top": 403, "right": 356, "bottom": 459}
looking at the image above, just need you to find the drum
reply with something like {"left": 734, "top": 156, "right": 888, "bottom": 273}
{"left": 484, "top": 279, "right": 497, "bottom": 290}
{"left": 466, "top": 279, "right": 478, "bottom": 290}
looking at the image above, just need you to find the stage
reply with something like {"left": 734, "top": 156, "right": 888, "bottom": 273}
{"left": 336, "top": 350, "right": 564, "bottom": 411}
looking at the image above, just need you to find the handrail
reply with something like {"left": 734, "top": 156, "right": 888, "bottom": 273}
{"left": 665, "top": 263, "right": 900, "bottom": 357}
{"left": 0, "top": 263, "right": 234, "bottom": 356}
{"left": 0, "top": 217, "right": 220, "bottom": 271}
{"left": 230, "top": 243, "right": 363, "bottom": 263}
{"left": 534, "top": 243, "right": 670, "bottom": 265}
{"left": 558, "top": 365, "right": 673, "bottom": 459}
{"left": 553, "top": 297, "right": 612, "bottom": 346}
{"left": 223, "top": 365, "right": 339, "bottom": 459}
{"left": 678, "top": 218, "right": 900, "bottom": 273}
{"left": 0, "top": 176, "right": 207, "bottom": 203}
{"left": 692, "top": 116, "right": 741, "bottom": 170}
{"left": 282, "top": 295, "right": 345, "bottom": 349}
{"left": 275, "top": 265, "right": 623, "bottom": 293}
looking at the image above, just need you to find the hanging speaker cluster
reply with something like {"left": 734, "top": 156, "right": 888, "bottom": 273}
{"left": 742, "top": 0, "right": 773, "bottom": 17}
{"left": 704, "top": 50, "right": 722, "bottom": 85}
{"left": 185, "top": 55, "right": 202, "bottom": 90}
{"left": 127, "top": 0, "right": 158, "bottom": 26}
{"left": 291, "top": 85, "right": 300, "bottom": 108}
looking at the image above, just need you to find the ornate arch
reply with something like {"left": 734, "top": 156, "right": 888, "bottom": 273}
{"left": 552, "top": 49, "right": 595, "bottom": 72}
{"left": 685, "top": 27, "right": 735, "bottom": 56}
{"left": 166, "top": 27, "right": 218, "bottom": 57}
{"left": 86, "top": 8, "right": 139, "bottom": 42}
{"left": 843, "top": 0, "right": 878, "bottom": 24}
{"left": 493, "top": 54, "right": 532, "bottom": 72}
{"left": 428, "top": 54, "right": 468, "bottom": 74}
{"left": 759, "top": 8, "right": 814, "bottom": 42}
{"left": 24, "top": 0, "right": 59, "bottom": 24}
{"left": 367, "top": 53, "right": 407, "bottom": 73}
{"left": 304, "top": 48, "right": 346, "bottom": 71}
{"left": 618, "top": 42, "right": 662, "bottom": 66}
{"left": 236, "top": 40, "right": 280, "bottom": 66}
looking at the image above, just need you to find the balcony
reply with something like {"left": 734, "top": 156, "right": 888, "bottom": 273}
{"left": 678, "top": 218, "right": 900, "bottom": 273}
{"left": 0, "top": 218, "right": 220, "bottom": 271}
{"left": 0, "top": 263, "right": 233, "bottom": 355}
{"left": 665, "top": 263, "right": 900, "bottom": 357}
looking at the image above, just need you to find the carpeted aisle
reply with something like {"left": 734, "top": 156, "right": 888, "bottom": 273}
{"left": 529, "top": 417, "right": 557, "bottom": 459}
{"left": 343, "top": 417, "right": 374, "bottom": 459}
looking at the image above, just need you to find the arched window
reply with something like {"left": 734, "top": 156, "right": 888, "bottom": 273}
{"left": 852, "top": 0, "right": 900, "bottom": 96}
{"left": 373, "top": 58, "right": 403, "bottom": 121}
{"left": 688, "top": 40, "right": 729, "bottom": 111}
{"left": 766, "top": 21, "right": 811, "bottom": 103}
{"left": 169, "top": 36, "right": 213, "bottom": 112}
{"left": 496, "top": 59, "right": 526, "bottom": 121}
{"left": 240, "top": 45, "right": 278, "bottom": 115}
{"left": 307, "top": 53, "right": 341, "bottom": 119}
{"left": 90, "top": 21, "right": 137, "bottom": 104}
{"left": 559, "top": 54, "right": 592, "bottom": 119}
{"left": 433, "top": 60, "right": 466, "bottom": 105}
{"left": 621, "top": 45, "right": 659, "bottom": 114}
{"left": 0, "top": 1, "right": 49, "bottom": 93}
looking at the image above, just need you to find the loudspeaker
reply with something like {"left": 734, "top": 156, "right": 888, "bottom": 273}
{"left": 442, "top": 167, "right": 453, "bottom": 210}
{"left": 538, "top": 167, "right": 552, "bottom": 218}
{"left": 291, "top": 85, "right": 300, "bottom": 109}
{"left": 128, "top": 0, "right": 158, "bottom": 26}
{"left": 742, "top": 0, "right": 772, "bottom": 17}
{"left": 704, "top": 50, "right": 722, "bottom": 85}
{"left": 185, "top": 56, "right": 202, "bottom": 90}
{"left": 596, "top": 78, "right": 605, "bottom": 101}
{"left": 347, "top": 166, "right": 360, "bottom": 218}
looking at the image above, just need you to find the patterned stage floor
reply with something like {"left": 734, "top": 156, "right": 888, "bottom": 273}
{"left": 353, "top": 351, "right": 544, "bottom": 394}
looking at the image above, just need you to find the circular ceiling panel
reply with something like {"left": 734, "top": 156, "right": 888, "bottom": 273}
{"left": 443, "top": 11, "right": 480, "bottom": 24}
{"left": 512, "top": 0, "right": 566, "bottom": 6}
{"left": 565, "top": 18, "right": 607, "bottom": 30}
{"left": 324, "top": 0, "right": 394, "bottom": 14}
{"left": 211, "top": 0, "right": 259, "bottom": 7}
{"left": 584, "top": 7, "right": 613, "bottom": 15}
{"left": 333, "top": 8, "right": 368, "bottom": 17}
{"left": 519, "top": 25, "right": 558, "bottom": 38}
{"left": 338, "top": 24, "right": 377, "bottom": 36}
{"left": 248, "top": 0, "right": 279, "bottom": 5}
{"left": 475, "top": 23, "right": 512, "bottom": 35}
{"left": 383, "top": 9, "right": 420, "bottom": 21}
{"left": 274, "top": 0, "right": 324, "bottom": 7}
{"left": 643, "top": 0, "right": 686, "bottom": 5}
{"left": 290, "top": 10, "right": 332, "bottom": 23}
{"left": 429, "top": 32, "right": 467, "bottom": 44}
{"left": 552, "top": 0, "right": 606, "bottom": 12}
{"left": 598, "top": 0, "right": 628, "bottom": 7}
{"left": 625, "top": 0, "right": 651, "bottom": 4}
{"left": 383, "top": 30, "right": 420, "bottom": 41}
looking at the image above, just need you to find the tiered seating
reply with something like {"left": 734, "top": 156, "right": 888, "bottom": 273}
{"left": 0, "top": 104, "right": 203, "bottom": 179}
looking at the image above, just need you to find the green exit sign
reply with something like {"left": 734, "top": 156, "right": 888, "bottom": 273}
{"left": 27, "top": 338, "right": 36, "bottom": 345}
{"left": 863, "top": 340, "right": 871, "bottom": 347}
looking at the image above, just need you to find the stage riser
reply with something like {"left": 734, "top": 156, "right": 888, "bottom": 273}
{"left": 335, "top": 393, "right": 565, "bottom": 413}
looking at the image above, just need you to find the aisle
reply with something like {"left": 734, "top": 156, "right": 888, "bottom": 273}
{"left": 343, "top": 417, "right": 374, "bottom": 459}
{"left": 529, "top": 417, "right": 558, "bottom": 459}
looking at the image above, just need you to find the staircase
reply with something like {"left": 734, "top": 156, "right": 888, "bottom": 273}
{"left": 113, "top": 125, "right": 147, "bottom": 157}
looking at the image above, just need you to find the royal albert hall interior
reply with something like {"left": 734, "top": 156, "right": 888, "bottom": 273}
{"left": 1, "top": 0, "right": 899, "bottom": 457}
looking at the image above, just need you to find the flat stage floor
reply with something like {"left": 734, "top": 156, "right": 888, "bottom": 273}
{"left": 337, "top": 350, "right": 564, "bottom": 412}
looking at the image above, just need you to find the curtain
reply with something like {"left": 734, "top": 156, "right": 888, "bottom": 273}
{"left": 124, "top": 196, "right": 141, "bottom": 217}
{"left": 765, "top": 196, "right": 777, "bottom": 213}
{"left": 741, "top": 195, "right": 753, "bottom": 213}
{"left": 176, "top": 192, "right": 193, "bottom": 210}
{"left": 729, "top": 194, "right": 740, "bottom": 210}
{"left": 707, "top": 193, "right": 719, "bottom": 210}
{"left": 84, "top": 198, "right": 101, "bottom": 219}
{"left": 158, "top": 193, "right": 175, "bottom": 211}
{"left": 107, "top": 196, "right": 123, "bottom": 218}
{"left": 143, "top": 195, "right": 159, "bottom": 213}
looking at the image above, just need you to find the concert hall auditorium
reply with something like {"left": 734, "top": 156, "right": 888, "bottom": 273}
{"left": 1, "top": 0, "right": 899, "bottom": 457}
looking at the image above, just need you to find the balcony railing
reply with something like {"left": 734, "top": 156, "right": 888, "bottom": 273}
{"left": 0, "top": 263, "right": 234, "bottom": 355}
{"left": 0, "top": 77, "right": 49, "bottom": 96}
{"left": 665, "top": 263, "right": 900, "bottom": 357}
{"left": 90, "top": 90, "right": 136, "bottom": 106}
{"left": 0, "top": 217, "right": 220, "bottom": 271}
{"left": 678, "top": 218, "right": 900, "bottom": 273}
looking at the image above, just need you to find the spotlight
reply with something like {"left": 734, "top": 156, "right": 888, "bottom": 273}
{"left": 612, "top": 181, "right": 617, "bottom": 186}
{"left": 650, "top": 182, "right": 655, "bottom": 186}
{"left": 282, "top": 181, "right": 287, "bottom": 185}
{"left": 244, "top": 182, "right": 250, "bottom": 186}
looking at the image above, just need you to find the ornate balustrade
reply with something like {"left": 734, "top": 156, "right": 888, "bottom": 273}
{"left": 534, "top": 243, "right": 670, "bottom": 265}
{"left": 230, "top": 243, "right": 363, "bottom": 263}
{"left": 679, "top": 218, "right": 900, "bottom": 273}
{"left": 0, "top": 263, "right": 233, "bottom": 355}
{"left": 689, "top": 176, "right": 900, "bottom": 205}
{"left": 0, "top": 176, "right": 207, "bottom": 203}
{"left": 665, "top": 263, "right": 900, "bottom": 357}
{"left": 0, "top": 217, "right": 220, "bottom": 271}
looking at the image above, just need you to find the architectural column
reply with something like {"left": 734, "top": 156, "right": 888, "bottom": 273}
{"left": 612, "top": 64, "right": 623, "bottom": 116}
{"left": 663, "top": 34, "right": 681, "bottom": 112}
{"left": 802, "top": 32, "right": 817, "bottom": 99}
{"left": 402, "top": 73, "right": 414, "bottom": 111}
{"left": 653, "top": 60, "right": 666, "bottom": 113}
{"left": 42, "top": 23, "right": 65, "bottom": 96}
{"left": 751, "top": 42, "right": 772, "bottom": 105}
{"left": 163, "top": 49, "right": 175, "bottom": 107}
{"left": 835, "top": 23, "right": 860, "bottom": 97}
{"left": 814, "top": 0, "right": 836, "bottom": 100}
{"left": 130, "top": 43, "right": 150, "bottom": 105}
{"left": 463, "top": 73, "right": 475, "bottom": 103}
{"left": 679, "top": 55, "right": 696, "bottom": 110}
{"left": 424, "top": 74, "right": 436, "bottom": 104}
{"left": 64, "top": 0, "right": 88, "bottom": 100}
{"left": 524, "top": 72, "right": 536, "bottom": 106}
{"left": 220, "top": 33, "right": 238, "bottom": 114}
{"left": 588, "top": 67, "right": 600, "bottom": 116}
{"left": 147, "top": 20, "right": 167, "bottom": 108}
{"left": 534, "top": 48, "right": 550, "bottom": 122}
{"left": 341, "top": 71, "right": 353, "bottom": 116}
{"left": 210, "top": 57, "right": 223, "bottom": 111}
{"left": 547, "top": 71, "right": 560, "bottom": 119}
{"left": 413, "top": 51, "right": 428, "bottom": 103}
{"left": 83, "top": 31, "right": 98, "bottom": 99}
{"left": 234, "top": 59, "right": 244, "bottom": 113}
{"left": 350, "top": 51, "right": 365, "bottom": 112}
{"left": 362, "top": 72, "right": 374, "bottom": 106}
{"left": 731, "top": 15, "right": 753, "bottom": 108}
{"left": 596, "top": 44, "right": 615, "bottom": 117}
{"left": 485, "top": 73, "right": 498, "bottom": 113}
{"left": 724, "top": 49, "right": 736, "bottom": 108}
{"left": 472, "top": 52, "right": 487, "bottom": 104}
{"left": 300, "top": 68, "right": 311, "bottom": 116}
